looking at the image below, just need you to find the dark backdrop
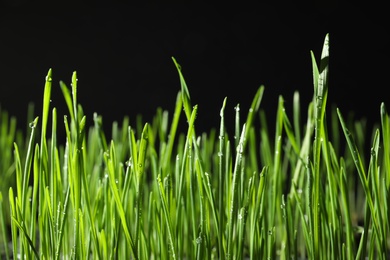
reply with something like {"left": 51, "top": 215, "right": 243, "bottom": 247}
{"left": 1, "top": 2, "right": 389, "bottom": 138}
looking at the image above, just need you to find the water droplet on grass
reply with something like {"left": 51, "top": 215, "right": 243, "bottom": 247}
{"left": 125, "top": 159, "right": 133, "bottom": 167}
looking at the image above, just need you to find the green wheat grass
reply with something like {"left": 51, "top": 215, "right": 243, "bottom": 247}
{"left": 0, "top": 33, "right": 389, "bottom": 259}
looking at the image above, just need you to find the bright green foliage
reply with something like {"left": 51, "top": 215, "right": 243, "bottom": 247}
{"left": 1, "top": 34, "right": 389, "bottom": 259}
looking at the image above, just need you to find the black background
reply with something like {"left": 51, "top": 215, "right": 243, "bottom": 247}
{"left": 1, "top": 2, "right": 389, "bottom": 138}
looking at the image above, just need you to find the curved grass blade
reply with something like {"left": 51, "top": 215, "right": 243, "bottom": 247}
{"left": 172, "top": 57, "right": 192, "bottom": 121}
{"left": 11, "top": 216, "right": 39, "bottom": 259}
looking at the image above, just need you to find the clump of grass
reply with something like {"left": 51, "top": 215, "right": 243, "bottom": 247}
{"left": 1, "top": 33, "right": 389, "bottom": 259}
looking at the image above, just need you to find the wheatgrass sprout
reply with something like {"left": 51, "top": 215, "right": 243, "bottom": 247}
{"left": 1, "top": 33, "right": 389, "bottom": 259}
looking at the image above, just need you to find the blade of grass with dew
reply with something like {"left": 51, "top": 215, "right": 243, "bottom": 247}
{"left": 338, "top": 108, "right": 387, "bottom": 258}
{"left": 217, "top": 97, "right": 227, "bottom": 259}
{"left": 284, "top": 96, "right": 314, "bottom": 256}
{"left": 249, "top": 166, "right": 267, "bottom": 259}
{"left": 226, "top": 123, "right": 246, "bottom": 259}
{"left": 172, "top": 58, "right": 203, "bottom": 258}
{"left": 183, "top": 105, "right": 198, "bottom": 258}
{"left": 267, "top": 95, "right": 284, "bottom": 259}
{"left": 193, "top": 151, "right": 212, "bottom": 258}
{"left": 367, "top": 129, "right": 387, "bottom": 258}
{"left": 237, "top": 169, "right": 256, "bottom": 259}
{"left": 104, "top": 141, "right": 136, "bottom": 258}
{"left": 225, "top": 86, "right": 264, "bottom": 259}
{"left": 192, "top": 132, "right": 221, "bottom": 259}
{"left": 310, "top": 33, "right": 329, "bottom": 259}
{"left": 20, "top": 120, "right": 38, "bottom": 218}
{"left": 171, "top": 57, "right": 192, "bottom": 122}
{"left": 319, "top": 113, "right": 343, "bottom": 258}
{"left": 61, "top": 73, "right": 88, "bottom": 259}
{"left": 39, "top": 68, "right": 52, "bottom": 217}
{"left": 135, "top": 123, "right": 149, "bottom": 258}
{"left": 31, "top": 69, "right": 53, "bottom": 258}
{"left": 29, "top": 144, "right": 40, "bottom": 257}
{"left": 55, "top": 185, "right": 70, "bottom": 260}
{"left": 49, "top": 108, "right": 58, "bottom": 246}
{"left": 11, "top": 116, "right": 39, "bottom": 258}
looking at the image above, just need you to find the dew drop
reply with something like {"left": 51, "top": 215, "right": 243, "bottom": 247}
{"left": 125, "top": 160, "right": 132, "bottom": 167}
